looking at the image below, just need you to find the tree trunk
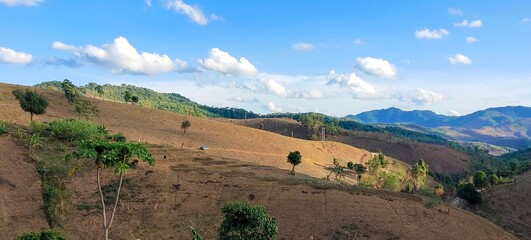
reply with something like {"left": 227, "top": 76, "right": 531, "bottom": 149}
{"left": 30, "top": 112, "right": 33, "bottom": 122}
{"left": 97, "top": 168, "right": 108, "bottom": 239}
{"left": 106, "top": 171, "right": 124, "bottom": 239}
{"left": 290, "top": 165, "right": 295, "bottom": 175}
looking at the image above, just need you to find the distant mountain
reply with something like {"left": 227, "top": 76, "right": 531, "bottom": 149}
{"left": 347, "top": 106, "right": 531, "bottom": 149}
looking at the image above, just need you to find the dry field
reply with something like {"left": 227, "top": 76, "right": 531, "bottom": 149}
{"left": 0, "top": 83, "right": 517, "bottom": 239}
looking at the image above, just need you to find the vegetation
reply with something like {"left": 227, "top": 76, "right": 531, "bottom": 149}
{"left": 411, "top": 159, "right": 429, "bottom": 191}
{"left": 69, "top": 140, "right": 155, "bottom": 240}
{"left": 287, "top": 151, "right": 302, "bottom": 175}
{"left": 131, "top": 95, "right": 139, "bottom": 104}
{"left": 327, "top": 158, "right": 346, "bottom": 182}
{"left": 12, "top": 89, "right": 49, "bottom": 121}
{"left": 0, "top": 121, "right": 7, "bottom": 136}
{"left": 74, "top": 98, "right": 98, "bottom": 119}
{"left": 16, "top": 229, "right": 66, "bottom": 240}
{"left": 61, "top": 79, "right": 79, "bottom": 104}
{"left": 347, "top": 162, "right": 366, "bottom": 186}
{"left": 218, "top": 202, "right": 277, "bottom": 240}
{"left": 457, "top": 183, "right": 482, "bottom": 204}
{"left": 48, "top": 119, "right": 107, "bottom": 142}
{"left": 181, "top": 120, "right": 191, "bottom": 134}
{"left": 124, "top": 90, "right": 132, "bottom": 102}
{"left": 473, "top": 171, "right": 488, "bottom": 189}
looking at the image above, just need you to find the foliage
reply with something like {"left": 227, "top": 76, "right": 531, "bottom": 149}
{"left": 366, "top": 155, "right": 382, "bottom": 174}
{"left": 473, "top": 171, "right": 488, "bottom": 188}
{"left": 300, "top": 113, "right": 325, "bottom": 140}
{"left": 124, "top": 90, "right": 132, "bottom": 102}
{"left": 287, "top": 151, "right": 302, "bottom": 175}
{"left": 131, "top": 95, "right": 139, "bottom": 103}
{"left": 488, "top": 173, "right": 499, "bottom": 186}
{"left": 48, "top": 119, "right": 107, "bottom": 142}
{"left": 190, "top": 226, "right": 203, "bottom": 240}
{"left": 218, "top": 202, "right": 277, "bottom": 240}
{"left": 27, "top": 133, "right": 46, "bottom": 154}
{"left": 109, "top": 132, "right": 126, "bottom": 143}
{"left": 347, "top": 162, "right": 366, "bottom": 185}
{"left": 74, "top": 98, "right": 98, "bottom": 119}
{"left": 434, "top": 184, "right": 445, "bottom": 197}
{"left": 12, "top": 89, "right": 49, "bottom": 121}
{"left": 202, "top": 106, "right": 260, "bottom": 119}
{"left": 16, "top": 229, "right": 66, "bottom": 240}
{"left": 417, "top": 186, "right": 437, "bottom": 198}
{"left": 457, "top": 183, "right": 482, "bottom": 204}
{"left": 327, "top": 158, "right": 346, "bottom": 182}
{"left": 181, "top": 120, "right": 191, "bottom": 134}
{"left": 0, "top": 121, "right": 6, "bottom": 136}
{"left": 411, "top": 159, "right": 429, "bottom": 190}
{"left": 382, "top": 126, "right": 449, "bottom": 145}
{"left": 380, "top": 172, "right": 401, "bottom": 191}
{"left": 61, "top": 79, "right": 80, "bottom": 104}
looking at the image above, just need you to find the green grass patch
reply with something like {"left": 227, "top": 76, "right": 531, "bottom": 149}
{"left": 48, "top": 119, "right": 106, "bottom": 142}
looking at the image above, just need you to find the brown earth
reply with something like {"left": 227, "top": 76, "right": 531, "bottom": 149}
{"left": 0, "top": 135, "right": 48, "bottom": 239}
{"left": 481, "top": 170, "right": 531, "bottom": 239}
{"left": 222, "top": 118, "right": 471, "bottom": 175}
{"left": 0, "top": 83, "right": 517, "bottom": 239}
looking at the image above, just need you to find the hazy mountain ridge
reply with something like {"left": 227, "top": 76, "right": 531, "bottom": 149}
{"left": 348, "top": 106, "right": 531, "bottom": 149}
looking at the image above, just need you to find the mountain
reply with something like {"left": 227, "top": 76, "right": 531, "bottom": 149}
{"left": 347, "top": 107, "right": 531, "bottom": 149}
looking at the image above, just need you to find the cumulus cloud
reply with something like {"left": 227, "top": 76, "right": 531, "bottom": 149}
{"left": 404, "top": 88, "right": 443, "bottom": 105}
{"left": 449, "top": 54, "right": 472, "bottom": 64}
{"left": 52, "top": 36, "right": 191, "bottom": 75}
{"left": 291, "top": 43, "right": 315, "bottom": 51}
{"left": 199, "top": 48, "right": 257, "bottom": 76}
{"left": 0, "top": 47, "right": 32, "bottom": 64}
{"left": 228, "top": 96, "right": 258, "bottom": 103}
{"left": 415, "top": 28, "right": 449, "bottom": 39}
{"left": 327, "top": 70, "right": 377, "bottom": 99}
{"left": 0, "top": 0, "right": 42, "bottom": 6}
{"left": 262, "top": 78, "right": 288, "bottom": 97}
{"left": 355, "top": 57, "right": 397, "bottom": 79}
{"left": 466, "top": 36, "right": 477, "bottom": 43}
{"left": 454, "top": 19, "right": 482, "bottom": 28}
{"left": 448, "top": 8, "right": 463, "bottom": 16}
{"left": 165, "top": 0, "right": 219, "bottom": 25}
{"left": 265, "top": 102, "right": 282, "bottom": 112}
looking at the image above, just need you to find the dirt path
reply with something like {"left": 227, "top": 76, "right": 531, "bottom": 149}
{"left": 0, "top": 135, "right": 48, "bottom": 239}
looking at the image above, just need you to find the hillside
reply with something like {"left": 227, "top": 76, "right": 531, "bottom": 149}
{"left": 348, "top": 107, "right": 531, "bottom": 149}
{"left": 0, "top": 82, "right": 518, "bottom": 239}
{"left": 221, "top": 118, "right": 471, "bottom": 175}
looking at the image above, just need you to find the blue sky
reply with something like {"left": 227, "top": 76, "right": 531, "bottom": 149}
{"left": 1, "top": 0, "right": 530, "bottom": 117}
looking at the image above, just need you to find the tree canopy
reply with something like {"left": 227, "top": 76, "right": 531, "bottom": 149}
{"left": 12, "top": 89, "right": 49, "bottom": 121}
{"left": 218, "top": 202, "right": 277, "bottom": 240}
{"left": 287, "top": 151, "right": 302, "bottom": 175}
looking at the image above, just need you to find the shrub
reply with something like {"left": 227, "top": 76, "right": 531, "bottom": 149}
{"left": 473, "top": 171, "right": 488, "bottom": 188}
{"left": 110, "top": 132, "right": 126, "bottom": 142}
{"left": 218, "top": 202, "right": 277, "bottom": 240}
{"left": 457, "top": 183, "right": 482, "bottom": 204}
{"left": 16, "top": 229, "right": 66, "bottom": 240}
{"left": 381, "top": 172, "right": 401, "bottom": 192}
{"left": 418, "top": 186, "right": 437, "bottom": 198}
{"left": 30, "top": 121, "right": 48, "bottom": 134}
{"left": 48, "top": 119, "right": 106, "bottom": 142}
{"left": 0, "top": 121, "right": 6, "bottom": 135}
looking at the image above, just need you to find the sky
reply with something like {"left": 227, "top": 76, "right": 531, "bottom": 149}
{"left": 1, "top": 0, "right": 530, "bottom": 117}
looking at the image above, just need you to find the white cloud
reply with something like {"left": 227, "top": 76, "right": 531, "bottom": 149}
{"left": 145, "top": 0, "right": 152, "bottom": 7}
{"left": 447, "top": 110, "right": 461, "bottom": 116}
{"left": 406, "top": 88, "right": 443, "bottom": 105}
{"left": 327, "top": 70, "right": 377, "bottom": 99}
{"left": 355, "top": 57, "right": 397, "bottom": 79}
{"left": 354, "top": 39, "right": 365, "bottom": 45}
{"left": 449, "top": 54, "right": 472, "bottom": 64}
{"left": 522, "top": 18, "right": 530, "bottom": 23}
{"left": 265, "top": 102, "right": 282, "bottom": 112}
{"left": 415, "top": 28, "right": 449, "bottom": 39}
{"left": 466, "top": 36, "right": 477, "bottom": 43}
{"left": 262, "top": 78, "right": 288, "bottom": 97}
{"left": 228, "top": 96, "right": 258, "bottom": 103}
{"left": 52, "top": 36, "right": 191, "bottom": 75}
{"left": 165, "top": 0, "right": 208, "bottom": 25}
{"left": 448, "top": 8, "right": 463, "bottom": 16}
{"left": 291, "top": 43, "right": 315, "bottom": 51}
{"left": 454, "top": 19, "right": 482, "bottom": 28}
{"left": 0, "top": 0, "right": 42, "bottom": 7}
{"left": 0, "top": 47, "right": 32, "bottom": 64}
{"left": 199, "top": 48, "right": 257, "bottom": 76}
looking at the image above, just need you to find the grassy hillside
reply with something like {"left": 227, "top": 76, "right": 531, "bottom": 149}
{"left": 0, "top": 82, "right": 517, "bottom": 239}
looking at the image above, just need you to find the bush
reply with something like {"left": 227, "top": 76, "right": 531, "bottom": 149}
{"left": 0, "top": 121, "right": 6, "bottom": 135}
{"left": 30, "top": 121, "right": 48, "bottom": 134}
{"left": 218, "top": 202, "right": 277, "bottom": 240}
{"left": 418, "top": 186, "right": 437, "bottom": 198}
{"left": 380, "top": 172, "right": 401, "bottom": 192}
{"left": 110, "top": 132, "right": 126, "bottom": 142}
{"left": 457, "top": 183, "right": 482, "bottom": 204}
{"left": 48, "top": 119, "right": 106, "bottom": 142}
{"left": 16, "top": 229, "right": 66, "bottom": 240}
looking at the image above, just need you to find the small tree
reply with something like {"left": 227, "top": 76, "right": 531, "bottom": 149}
{"left": 473, "top": 171, "right": 488, "bottom": 189}
{"left": 457, "top": 183, "right": 482, "bottom": 204}
{"left": 16, "top": 229, "right": 66, "bottom": 240}
{"left": 131, "top": 96, "right": 139, "bottom": 104}
{"left": 95, "top": 85, "right": 104, "bottom": 98}
{"left": 61, "top": 79, "right": 79, "bottom": 104}
{"left": 377, "top": 152, "right": 388, "bottom": 168}
{"left": 287, "top": 151, "right": 302, "bottom": 175}
{"left": 123, "top": 90, "right": 132, "bottom": 103}
{"left": 327, "top": 158, "right": 346, "bottom": 182}
{"left": 69, "top": 140, "right": 155, "bottom": 240}
{"left": 366, "top": 155, "right": 382, "bottom": 174}
{"left": 218, "top": 202, "right": 277, "bottom": 240}
{"left": 181, "top": 120, "right": 191, "bottom": 134}
{"left": 74, "top": 98, "right": 98, "bottom": 119}
{"left": 349, "top": 163, "right": 367, "bottom": 186}
{"left": 411, "top": 159, "right": 429, "bottom": 191}
{"left": 12, "top": 89, "right": 49, "bottom": 122}
{"left": 488, "top": 173, "right": 499, "bottom": 186}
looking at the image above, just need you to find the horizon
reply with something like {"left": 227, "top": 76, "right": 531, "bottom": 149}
{"left": 1, "top": 1, "right": 530, "bottom": 117}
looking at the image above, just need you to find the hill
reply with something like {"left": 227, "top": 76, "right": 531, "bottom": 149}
{"left": 0, "top": 82, "right": 517, "bottom": 239}
{"left": 348, "top": 107, "right": 531, "bottom": 149}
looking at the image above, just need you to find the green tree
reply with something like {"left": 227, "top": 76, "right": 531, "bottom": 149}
{"left": 61, "top": 79, "right": 79, "bottom": 104}
{"left": 488, "top": 173, "right": 499, "bottom": 186}
{"left": 347, "top": 162, "right": 366, "bottom": 186}
{"left": 69, "top": 140, "right": 155, "bottom": 240}
{"left": 377, "top": 152, "right": 388, "bottom": 168}
{"left": 457, "top": 183, "right": 482, "bottom": 204}
{"left": 95, "top": 85, "right": 104, "bottom": 98}
{"left": 473, "top": 171, "right": 488, "bottom": 188}
{"left": 366, "top": 155, "right": 382, "bottom": 174}
{"left": 411, "top": 159, "right": 429, "bottom": 191}
{"left": 381, "top": 172, "right": 400, "bottom": 191}
{"left": 181, "top": 120, "right": 191, "bottom": 134}
{"left": 218, "top": 202, "right": 277, "bottom": 240}
{"left": 327, "top": 158, "right": 346, "bottom": 182}
{"left": 12, "top": 89, "right": 49, "bottom": 121}
{"left": 16, "top": 229, "right": 66, "bottom": 240}
{"left": 123, "top": 90, "right": 132, "bottom": 103}
{"left": 74, "top": 98, "right": 98, "bottom": 119}
{"left": 131, "top": 96, "right": 139, "bottom": 104}
{"left": 287, "top": 151, "right": 302, "bottom": 175}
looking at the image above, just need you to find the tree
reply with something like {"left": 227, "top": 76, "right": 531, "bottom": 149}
{"left": 457, "top": 183, "right": 482, "bottom": 204}
{"left": 74, "top": 98, "right": 98, "bottom": 119}
{"left": 218, "top": 202, "right": 277, "bottom": 240}
{"left": 12, "top": 89, "right": 49, "bottom": 122}
{"left": 16, "top": 229, "right": 66, "bottom": 240}
{"left": 348, "top": 163, "right": 366, "bottom": 186}
{"left": 327, "top": 158, "right": 346, "bottom": 182}
{"left": 61, "top": 79, "right": 79, "bottom": 104}
{"left": 123, "top": 90, "right": 132, "bottom": 103}
{"left": 473, "top": 171, "right": 488, "bottom": 188}
{"left": 181, "top": 120, "right": 191, "bottom": 134}
{"left": 411, "top": 159, "right": 429, "bottom": 191}
{"left": 131, "top": 96, "right": 139, "bottom": 104}
{"left": 287, "top": 151, "right": 302, "bottom": 175}
{"left": 95, "top": 85, "right": 104, "bottom": 98}
{"left": 366, "top": 155, "right": 382, "bottom": 174}
{"left": 377, "top": 152, "right": 388, "bottom": 168}
{"left": 488, "top": 173, "right": 499, "bottom": 186}
{"left": 69, "top": 140, "right": 155, "bottom": 240}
